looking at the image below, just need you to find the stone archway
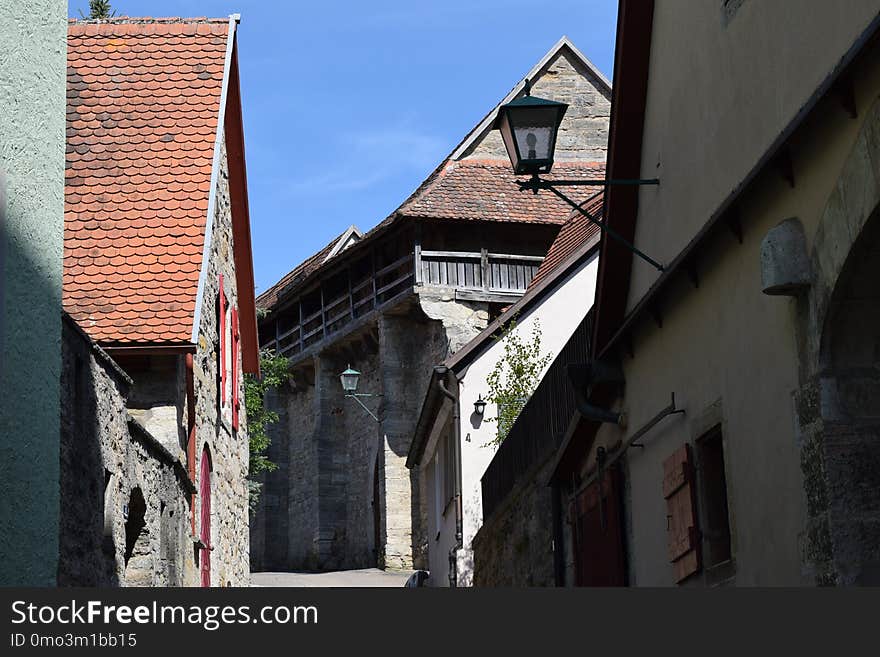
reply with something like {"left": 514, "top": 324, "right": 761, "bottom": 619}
{"left": 123, "top": 487, "right": 152, "bottom": 586}
{"left": 797, "top": 96, "right": 880, "bottom": 585}
{"left": 815, "top": 213, "right": 880, "bottom": 585}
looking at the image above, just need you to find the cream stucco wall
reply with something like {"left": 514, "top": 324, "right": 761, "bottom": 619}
{"left": 628, "top": 1, "right": 880, "bottom": 310}
{"left": 587, "top": 22, "right": 880, "bottom": 586}
{"left": 423, "top": 253, "right": 598, "bottom": 586}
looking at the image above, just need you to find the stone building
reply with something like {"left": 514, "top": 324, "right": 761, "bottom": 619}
{"left": 59, "top": 16, "right": 258, "bottom": 586}
{"left": 477, "top": 0, "right": 880, "bottom": 587}
{"left": 250, "top": 37, "right": 610, "bottom": 572}
{"left": 410, "top": 198, "right": 603, "bottom": 587}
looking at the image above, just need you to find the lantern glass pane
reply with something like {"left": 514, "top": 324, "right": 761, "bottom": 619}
{"left": 340, "top": 368, "right": 360, "bottom": 392}
{"left": 509, "top": 107, "right": 559, "bottom": 163}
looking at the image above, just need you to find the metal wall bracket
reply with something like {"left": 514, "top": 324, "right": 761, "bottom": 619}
{"left": 517, "top": 175, "right": 666, "bottom": 272}
{"left": 629, "top": 393, "right": 686, "bottom": 448}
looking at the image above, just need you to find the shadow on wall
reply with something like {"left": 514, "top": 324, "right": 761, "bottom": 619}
{"left": 0, "top": 178, "right": 64, "bottom": 586}
{"left": 57, "top": 316, "right": 120, "bottom": 586}
{"left": 818, "top": 209, "right": 880, "bottom": 585}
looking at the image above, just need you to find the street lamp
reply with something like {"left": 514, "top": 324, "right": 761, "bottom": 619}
{"left": 339, "top": 364, "right": 379, "bottom": 422}
{"left": 494, "top": 83, "right": 568, "bottom": 175}
{"left": 473, "top": 396, "right": 487, "bottom": 416}
{"left": 494, "top": 79, "right": 665, "bottom": 272}
{"left": 340, "top": 366, "right": 360, "bottom": 393}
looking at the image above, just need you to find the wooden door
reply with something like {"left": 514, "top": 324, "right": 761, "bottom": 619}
{"left": 200, "top": 447, "right": 211, "bottom": 588}
{"left": 571, "top": 466, "right": 627, "bottom": 586}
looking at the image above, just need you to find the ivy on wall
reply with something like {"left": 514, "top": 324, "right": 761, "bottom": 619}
{"left": 244, "top": 348, "right": 291, "bottom": 513}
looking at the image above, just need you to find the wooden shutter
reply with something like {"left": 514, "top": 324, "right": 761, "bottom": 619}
{"left": 571, "top": 466, "right": 627, "bottom": 586}
{"left": 663, "top": 444, "right": 701, "bottom": 583}
{"left": 218, "top": 274, "right": 227, "bottom": 405}
{"left": 231, "top": 306, "right": 240, "bottom": 430}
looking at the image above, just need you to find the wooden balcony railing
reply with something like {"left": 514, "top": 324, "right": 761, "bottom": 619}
{"left": 418, "top": 249, "right": 543, "bottom": 293}
{"left": 262, "top": 248, "right": 543, "bottom": 360}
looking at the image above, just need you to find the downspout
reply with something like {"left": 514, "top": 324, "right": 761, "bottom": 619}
{"left": 551, "top": 479, "right": 565, "bottom": 586}
{"left": 185, "top": 353, "right": 197, "bottom": 534}
{"left": 435, "top": 366, "right": 462, "bottom": 588}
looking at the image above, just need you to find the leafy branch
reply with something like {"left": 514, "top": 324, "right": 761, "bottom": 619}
{"left": 245, "top": 348, "right": 290, "bottom": 513}
{"left": 483, "top": 318, "right": 552, "bottom": 446}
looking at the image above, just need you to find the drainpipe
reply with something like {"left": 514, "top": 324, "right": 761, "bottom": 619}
{"left": 185, "top": 353, "right": 197, "bottom": 534}
{"left": 551, "top": 479, "right": 565, "bottom": 586}
{"left": 435, "top": 366, "right": 462, "bottom": 588}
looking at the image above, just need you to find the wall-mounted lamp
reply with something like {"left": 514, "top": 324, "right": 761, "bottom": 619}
{"left": 340, "top": 366, "right": 361, "bottom": 393}
{"left": 494, "top": 79, "right": 664, "bottom": 272}
{"left": 473, "top": 396, "right": 487, "bottom": 416}
{"left": 339, "top": 365, "right": 379, "bottom": 423}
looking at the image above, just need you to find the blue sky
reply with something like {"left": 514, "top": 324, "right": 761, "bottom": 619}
{"left": 70, "top": 1, "right": 618, "bottom": 293}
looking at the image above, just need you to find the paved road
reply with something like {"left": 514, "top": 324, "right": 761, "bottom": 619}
{"left": 251, "top": 568, "right": 414, "bottom": 587}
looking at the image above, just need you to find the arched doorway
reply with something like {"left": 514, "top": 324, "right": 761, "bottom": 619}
{"left": 200, "top": 445, "right": 212, "bottom": 587}
{"left": 818, "top": 211, "right": 880, "bottom": 585}
{"left": 123, "top": 487, "right": 151, "bottom": 586}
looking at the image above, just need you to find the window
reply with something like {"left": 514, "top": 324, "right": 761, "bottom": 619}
{"left": 663, "top": 444, "right": 700, "bottom": 583}
{"left": 695, "top": 427, "right": 732, "bottom": 571}
{"left": 217, "top": 273, "right": 240, "bottom": 431}
{"left": 663, "top": 428, "right": 734, "bottom": 585}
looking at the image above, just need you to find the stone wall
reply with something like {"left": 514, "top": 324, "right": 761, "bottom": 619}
{"left": 0, "top": 0, "right": 67, "bottom": 586}
{"left": 472, "top": 449, "right": 557, "bottom": 587}
{"left": 190, "top": 134, "right": 251, "bottom": 586}
{"left": 59, "top": 314, "right": 195, "bottom": 587}
{"left": 464, "top": 46, "right": 610, "bottom": 163}
{"left": 251, "top": 295, "right": 481, "bottom": 572}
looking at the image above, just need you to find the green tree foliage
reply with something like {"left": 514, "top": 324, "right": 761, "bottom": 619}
{"left": 484, "top": 319, "right": 552, "bottom": 446}
{"left": 81, "top": 1, "right": 116, "bottom": 19}
{"left": 245, "top": 349, "right": 291, "bottom": 512}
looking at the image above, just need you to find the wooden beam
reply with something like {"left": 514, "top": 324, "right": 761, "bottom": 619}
{"left": 775, "top": 147, "right": 795, "bottom": 188}
{"left": 724, "top": 205, "right": 743, "bottom": 244}
{"left": 835, "top": 75, "right": 858, "bottom": 119}
{"left": 414, "top": 223, "right": 423, "bottom": 286}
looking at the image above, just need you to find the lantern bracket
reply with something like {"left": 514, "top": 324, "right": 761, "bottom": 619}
{"left": 518, "top": 175, "right": 665, "bottom": 272}
{"left": 345, "top": 393, "right": 380, "bottom": 423}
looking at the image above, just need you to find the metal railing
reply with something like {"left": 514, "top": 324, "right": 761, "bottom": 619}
{"left": 480, "top": 309, "right": 594, "bottom": 521}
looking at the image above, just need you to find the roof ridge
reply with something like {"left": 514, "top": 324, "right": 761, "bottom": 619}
{"left": 69, "top": 16, "right": 231, "bottom": 25}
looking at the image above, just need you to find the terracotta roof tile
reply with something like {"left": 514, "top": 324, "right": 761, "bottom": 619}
{"left": 399, "top": 159, "right": 606, "bottom": 225}
{"left": 63, "top": 18, "right": 229, "bottom": 343}
{"left": 528, "top": 192, "right": 604, "bottom": 290}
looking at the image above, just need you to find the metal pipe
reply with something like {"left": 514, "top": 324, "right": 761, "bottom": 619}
{"left": 436, "top": 368, "right": 463, "bottom": 588}
{"left": 551, "top": 479, "right": 565, "bottom": 586}
{"left": 569, "top": 393, "right": 684, "bottom": 504}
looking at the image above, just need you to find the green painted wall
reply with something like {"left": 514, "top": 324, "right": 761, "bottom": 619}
{"left": 0, "top": 1, "right": 67, "bottom": 585}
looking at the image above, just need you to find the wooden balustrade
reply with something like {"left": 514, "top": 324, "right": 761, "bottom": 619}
{"left": 262, "top": 248, "right": 543, "bottom": 360}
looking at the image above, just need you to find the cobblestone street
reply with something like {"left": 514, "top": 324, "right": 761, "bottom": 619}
{"left": 250, "top": 569, "right": 414, "bottom": 587}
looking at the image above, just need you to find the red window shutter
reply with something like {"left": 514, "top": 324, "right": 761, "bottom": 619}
{"left": 231, "top": 306, "right": 240, "bottom": 430}
{"left": 663, "top": 444, "right": 701, "bottom": 583}
{"left": 218, "top": 274, "right": 227, "bottom": 405}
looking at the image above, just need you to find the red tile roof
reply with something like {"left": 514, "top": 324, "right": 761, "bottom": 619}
{"left": 256, "top": 228, "right": 351, "bottom": 311}
{"left": 528, "top": 191, "right": 604, "bottom": 290}
{"left": 63, "top": 18, "right": 230, "bottom": 343}
{"left": 399, "top": 159, "right": 606, "bottom": 225}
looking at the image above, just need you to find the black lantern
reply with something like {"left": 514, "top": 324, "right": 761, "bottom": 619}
{"left": 494, "top": 80, "right": 568, "bottom": 175}
{"left": 474, "top": 396, "right": 487, "bottom": 416}
{"left": 339, "top": 366, "right": 360, "bottom": 393}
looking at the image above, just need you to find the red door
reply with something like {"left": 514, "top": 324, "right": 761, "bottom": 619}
{"left": 571, "top": 466, "right": 627, "bottom": 586}
{"left": 200, "top": 447, "right": 211, "bottom": 587}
